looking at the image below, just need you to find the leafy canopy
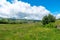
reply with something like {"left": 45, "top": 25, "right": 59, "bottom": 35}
{"left": 42, "top": 14, "right": 56, "bottom": 25}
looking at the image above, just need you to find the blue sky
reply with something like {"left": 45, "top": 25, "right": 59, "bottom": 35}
{"left": 18, "top": 0, "right": 60, "bottom": 14}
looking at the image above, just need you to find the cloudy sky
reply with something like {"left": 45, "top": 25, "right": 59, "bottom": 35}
{"left": 0, "top": 0, "right": 60, "bottom": 20}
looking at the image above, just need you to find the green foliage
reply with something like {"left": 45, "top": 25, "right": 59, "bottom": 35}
{"left": 0, "top": 15, "right": 59, "bottom": 40}
{"left": 42, "top": 14, "right": 56, "bottom": 25}
{"left": 0, "top": 24, "right": 60, "bottom": 40}
{"left": 0, "top": 18, "right": 39, "bottom": 24}
{"left": 45, "top": 23, "right": 56, "bottom": 28}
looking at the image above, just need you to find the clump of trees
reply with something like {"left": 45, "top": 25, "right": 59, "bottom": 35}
{"left": 42, "top": 14, "right": 56, "bottom": 25}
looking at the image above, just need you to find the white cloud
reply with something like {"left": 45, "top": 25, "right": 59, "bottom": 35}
{"left": 0, "top": 0, "right": 50, "bottom": 20}
{"left": 56, "top": 14, "right": 60, "bottom": 19}
{"left": 53, "top": 11, "right": 60, "bottom": 19}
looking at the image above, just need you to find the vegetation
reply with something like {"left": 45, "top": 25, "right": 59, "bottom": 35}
{"left": 42, "top": 14, "right": 56, "bottom": 25}
{"left": 0, "top": 23, "right": 60, "bottom": 40}
{"left": 0, "top": 18, "right": 40, "bottom": 24}
{"left": 0, "top": 14, "right": 60, "bottom": 40}
{"left": 0, "top": 14, "right": 56, "bottom": 25}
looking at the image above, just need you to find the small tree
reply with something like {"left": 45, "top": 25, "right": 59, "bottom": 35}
{"left": 42, "top": 14, "right": 56, "bottom": 25}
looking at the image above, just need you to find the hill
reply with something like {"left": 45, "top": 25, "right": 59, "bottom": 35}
{"left": 0, "top": 18, "right": 40, "bottom": 24}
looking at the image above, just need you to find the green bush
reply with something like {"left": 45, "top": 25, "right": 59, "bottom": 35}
{"left": 44, "top": 23, "right": 56, "bottom": 28}
{"left": 42, "top": 14, "right": 56, "bottom": 25}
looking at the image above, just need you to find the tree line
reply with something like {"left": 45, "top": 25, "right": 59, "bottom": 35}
{"left": 0, "top": 14, "right": 57, "bottom": 24}
{"left": 0, "top": 18, "right": 39, "bottom": 24}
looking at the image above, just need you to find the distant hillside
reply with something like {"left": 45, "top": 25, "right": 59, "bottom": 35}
{"left": 0, "top": 18, "right": 40, "bottom": 24}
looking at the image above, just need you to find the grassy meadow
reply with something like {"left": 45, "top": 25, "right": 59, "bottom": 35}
{"left": 0, "top": 21, "right": 60, "bottom": 40}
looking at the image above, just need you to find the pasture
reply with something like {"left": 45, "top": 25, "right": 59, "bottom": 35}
{"left": 0, "top": 23, "right": 60, "bottom": 40}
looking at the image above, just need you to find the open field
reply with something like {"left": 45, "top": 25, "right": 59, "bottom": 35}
{"left": 0, "top": 23, "right": 60, "bottom": 40}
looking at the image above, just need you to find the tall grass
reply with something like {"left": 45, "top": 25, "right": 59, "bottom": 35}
{"left": 0, "top": 22, "right": 60, "bottom": 40}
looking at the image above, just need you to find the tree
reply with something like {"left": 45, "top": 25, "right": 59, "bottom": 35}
{"left": 42, "top": 14, "right": 56, "bottom": 25}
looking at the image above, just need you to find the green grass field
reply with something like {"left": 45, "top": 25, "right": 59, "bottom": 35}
{"left": 0, "top": 23, "right": 60, "bottom": 40}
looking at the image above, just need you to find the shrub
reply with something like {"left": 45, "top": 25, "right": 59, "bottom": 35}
{"left": 45, "top": 23, "right": 56, "bottom": 28}
{"left": 42, "top": 14, "right": 56, "bottom": 25}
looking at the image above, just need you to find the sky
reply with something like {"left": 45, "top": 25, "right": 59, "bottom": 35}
{"left": 0, "top": 0, "right": 60, "bottom": 20}
{"left": 18, "top": 0, "right": 60, "bottom": 13}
